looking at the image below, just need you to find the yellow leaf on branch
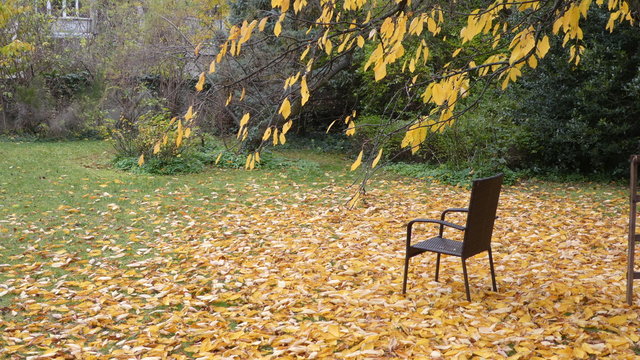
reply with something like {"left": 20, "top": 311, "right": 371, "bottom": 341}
{"left": 195, "top": 72, "right": 205, "bottom": 92}
{"left": 300, "top": 76, "right": 310, "bottom": 106}
{"left": 326, "top": 119, "right": 337, "bottom": 133}
{"left": 371, "top": 149, "right": 383, "bottom": 168}
{"left": 300, "top": 46, "right": 310, "bottom": 60}
{"left": 240, "top": 113, "right": 250, "bottom": 128}
{"left": 282, "top": 120, "right": 292, "bottom": 135}
{"left": 345, "top": 121, "right": 355, "bottom": 136}
{"left": 262, "top": 127, "right": 272, "bottom": 141}
{"left": 350, "top": 150, "right": 363, "bottom": 171}
{"left": 245, "top": 153, "right": 255, "bottom": 170}
{"left": 274, "top": 21, "right": 282, "bottom": 37}
{"left": 537, "top": 35, "right": 551, "bottom": 58}
{"left": 373, "top": 62, "right": 387, "bottom": 81}
{"left": 184, "top": 106, "right": 195, "bottom": 121}
{"left": 258, "top": 17, "right": 268, "bottom": 31}
{"left": 279, "top": 98, "right": 292, "bottom": 119}
{"left": 176, "top": 120, "right": 183, "bottom": 147}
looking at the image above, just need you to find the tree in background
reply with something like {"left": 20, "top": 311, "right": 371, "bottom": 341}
{"left": 0, "top": 1, "right": 34, "bottom": 67}
{"left": 191, "top": 0, "right": 635, "bottom": 193}
{"left": 0, "top": 1, "right": 36, "bottom": 130}
{"left": 0, "top": 0, "right": 227, "bottom": 139}
{"left": 508, "top": 7, "right": 640, "bottom": 176}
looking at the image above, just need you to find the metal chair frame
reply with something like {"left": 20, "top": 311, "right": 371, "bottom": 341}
{"left": 402, "top": 174, "right": 503, "bottom": 301}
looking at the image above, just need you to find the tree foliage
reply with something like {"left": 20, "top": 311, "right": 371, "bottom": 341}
{"left": 0, "top": 1, "right": 34, "bottom": 66}
{"left": 508, "top": 7, "right": 640, "bottom": 176}
{"left": 188, "top": 0, "right": 635, "bottom": 189}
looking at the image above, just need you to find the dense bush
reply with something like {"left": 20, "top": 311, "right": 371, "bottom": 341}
{"left": 114, "top": 154, "right": 205, "bottom": 175}
{"left": 421, "top": 88, "right": 524, "bottom": 172}
{"left": 114, "top": 133, "right": 323, "bottom": 175}
{"left": 506, "top": 8, "right": 640, "bottom": 177}
{"left": 108, "top": 93, "right": 203, "bottom": 172}
{"left": 386, "top": 162, "right": 522, "bottom": 186}
{"left": 353, "top": 114, "right": 410, "bottom": 161}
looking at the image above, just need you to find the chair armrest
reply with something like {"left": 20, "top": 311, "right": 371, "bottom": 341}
{"left": 408, "top": 218, "right": 466, "bottom": 230}
{"left": 439, "top": 208, "right": 468, "bottom": 237}
{"left": 406, "top": 219, "right": 466, "bottom": 247}
{"left": 440, "top": 208, "right": 469, "bottom": 220}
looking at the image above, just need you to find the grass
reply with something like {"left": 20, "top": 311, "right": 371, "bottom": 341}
{"left": 1, "top": 141, "right": 623, "bottom": 269}
{"left": 1, "top": 139, "right": 636, "bottom": 359}
{"left": 0, "top": 139, "right": 353, "bottom": 301}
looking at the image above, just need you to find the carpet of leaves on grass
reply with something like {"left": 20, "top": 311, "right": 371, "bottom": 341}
{"left": 0, "top": 178, "right": 637, "bottom": 359}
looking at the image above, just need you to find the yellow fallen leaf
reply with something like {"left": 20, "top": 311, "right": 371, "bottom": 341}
{"left": 606, "top": 337, "right": 629, "bottom": 347}
{"left": 573, "top": 346, "right": 587, "bottom": 359}
{"left": 327, "top": 324, "right": 340, "bottom": 338}
{"left": 581, "top": 342, "right": 599, "bottom": 354}
{"left": 608, "top": 315, "right": 628, "bottom": 325}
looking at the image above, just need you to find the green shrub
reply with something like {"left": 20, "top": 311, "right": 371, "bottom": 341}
{"left": 10, "top": 79, "right": 54, "bottom": 134}
{"left": 112, "top": 131, "right": 324, "bottom": 175}
{"left": 504, "top": 8, "right": 640, "bottom": 178}
{"left": 355, "top": 114, "right": 410, "bottom": 160}
{"left": 386, "top": 162, "right": 522, "bottom": 186}
{"left": 114, "top": 154, "right": 204, "bottom": 175}
{"left": 276, "top": 133, "right": 354, "bottom": 153}
{"left": 424, "top": 89, "right": 523, "bottom": 172}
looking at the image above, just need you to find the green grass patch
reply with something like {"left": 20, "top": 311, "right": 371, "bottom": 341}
{"left": 0, "top": 139, "right": 353, "bottom": 285}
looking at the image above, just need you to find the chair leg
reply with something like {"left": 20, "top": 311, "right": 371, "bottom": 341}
{"left": 402, "top": 253, "right": 410, "bottom": 294}
{"left": 488, "top": 248, "right": 497, "bottom": 292}
{"left": 435, "top": 253, "right": 441, "bottom": 282}
{"left": 462, "top": 258, "right": 471, "bottom": 301}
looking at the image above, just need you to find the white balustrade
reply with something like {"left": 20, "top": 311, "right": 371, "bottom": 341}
{"left": 35, "top": 0, "right": 95, "bottom": 37}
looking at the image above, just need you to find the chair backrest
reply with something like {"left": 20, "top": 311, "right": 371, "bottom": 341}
{"left": 462, "top": 174, "right": 504, "bottom": 258}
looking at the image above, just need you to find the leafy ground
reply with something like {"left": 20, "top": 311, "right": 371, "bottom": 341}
{"left": 0, "top": 140, "right": 638, "bottom": 359}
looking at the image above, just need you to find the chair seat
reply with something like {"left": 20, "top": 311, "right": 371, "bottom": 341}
{"left": 412, "top": 237, "right": 463, "bottom": 256}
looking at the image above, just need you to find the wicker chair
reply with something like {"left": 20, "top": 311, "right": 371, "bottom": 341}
{"left": 402, "top": 174, "right": 503, "bottom": 301}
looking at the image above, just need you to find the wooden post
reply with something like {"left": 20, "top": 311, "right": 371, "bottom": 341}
{"left": 89, "top": 0, "right": 96, "bottom": 34}
{"left": 627, "top": 155, "right": 639, "bottom": 305}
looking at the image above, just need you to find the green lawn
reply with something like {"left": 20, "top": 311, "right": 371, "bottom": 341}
{"left": 0, "top": 140, "right": 353, "bottom": 291}
{"left": 1, "top": 140, "right": 637, "bottom": 359}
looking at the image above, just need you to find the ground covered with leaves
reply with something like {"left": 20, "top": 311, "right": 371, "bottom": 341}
{"left": 0, "top": 141, "right": 637, "bottom": 359}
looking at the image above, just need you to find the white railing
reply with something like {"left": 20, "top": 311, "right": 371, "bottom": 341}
{"left": 34, "top": 0, "right": 94, "bottom": 37}
{"left": 35, "top": 0, "right": 91, "bottom": 19}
